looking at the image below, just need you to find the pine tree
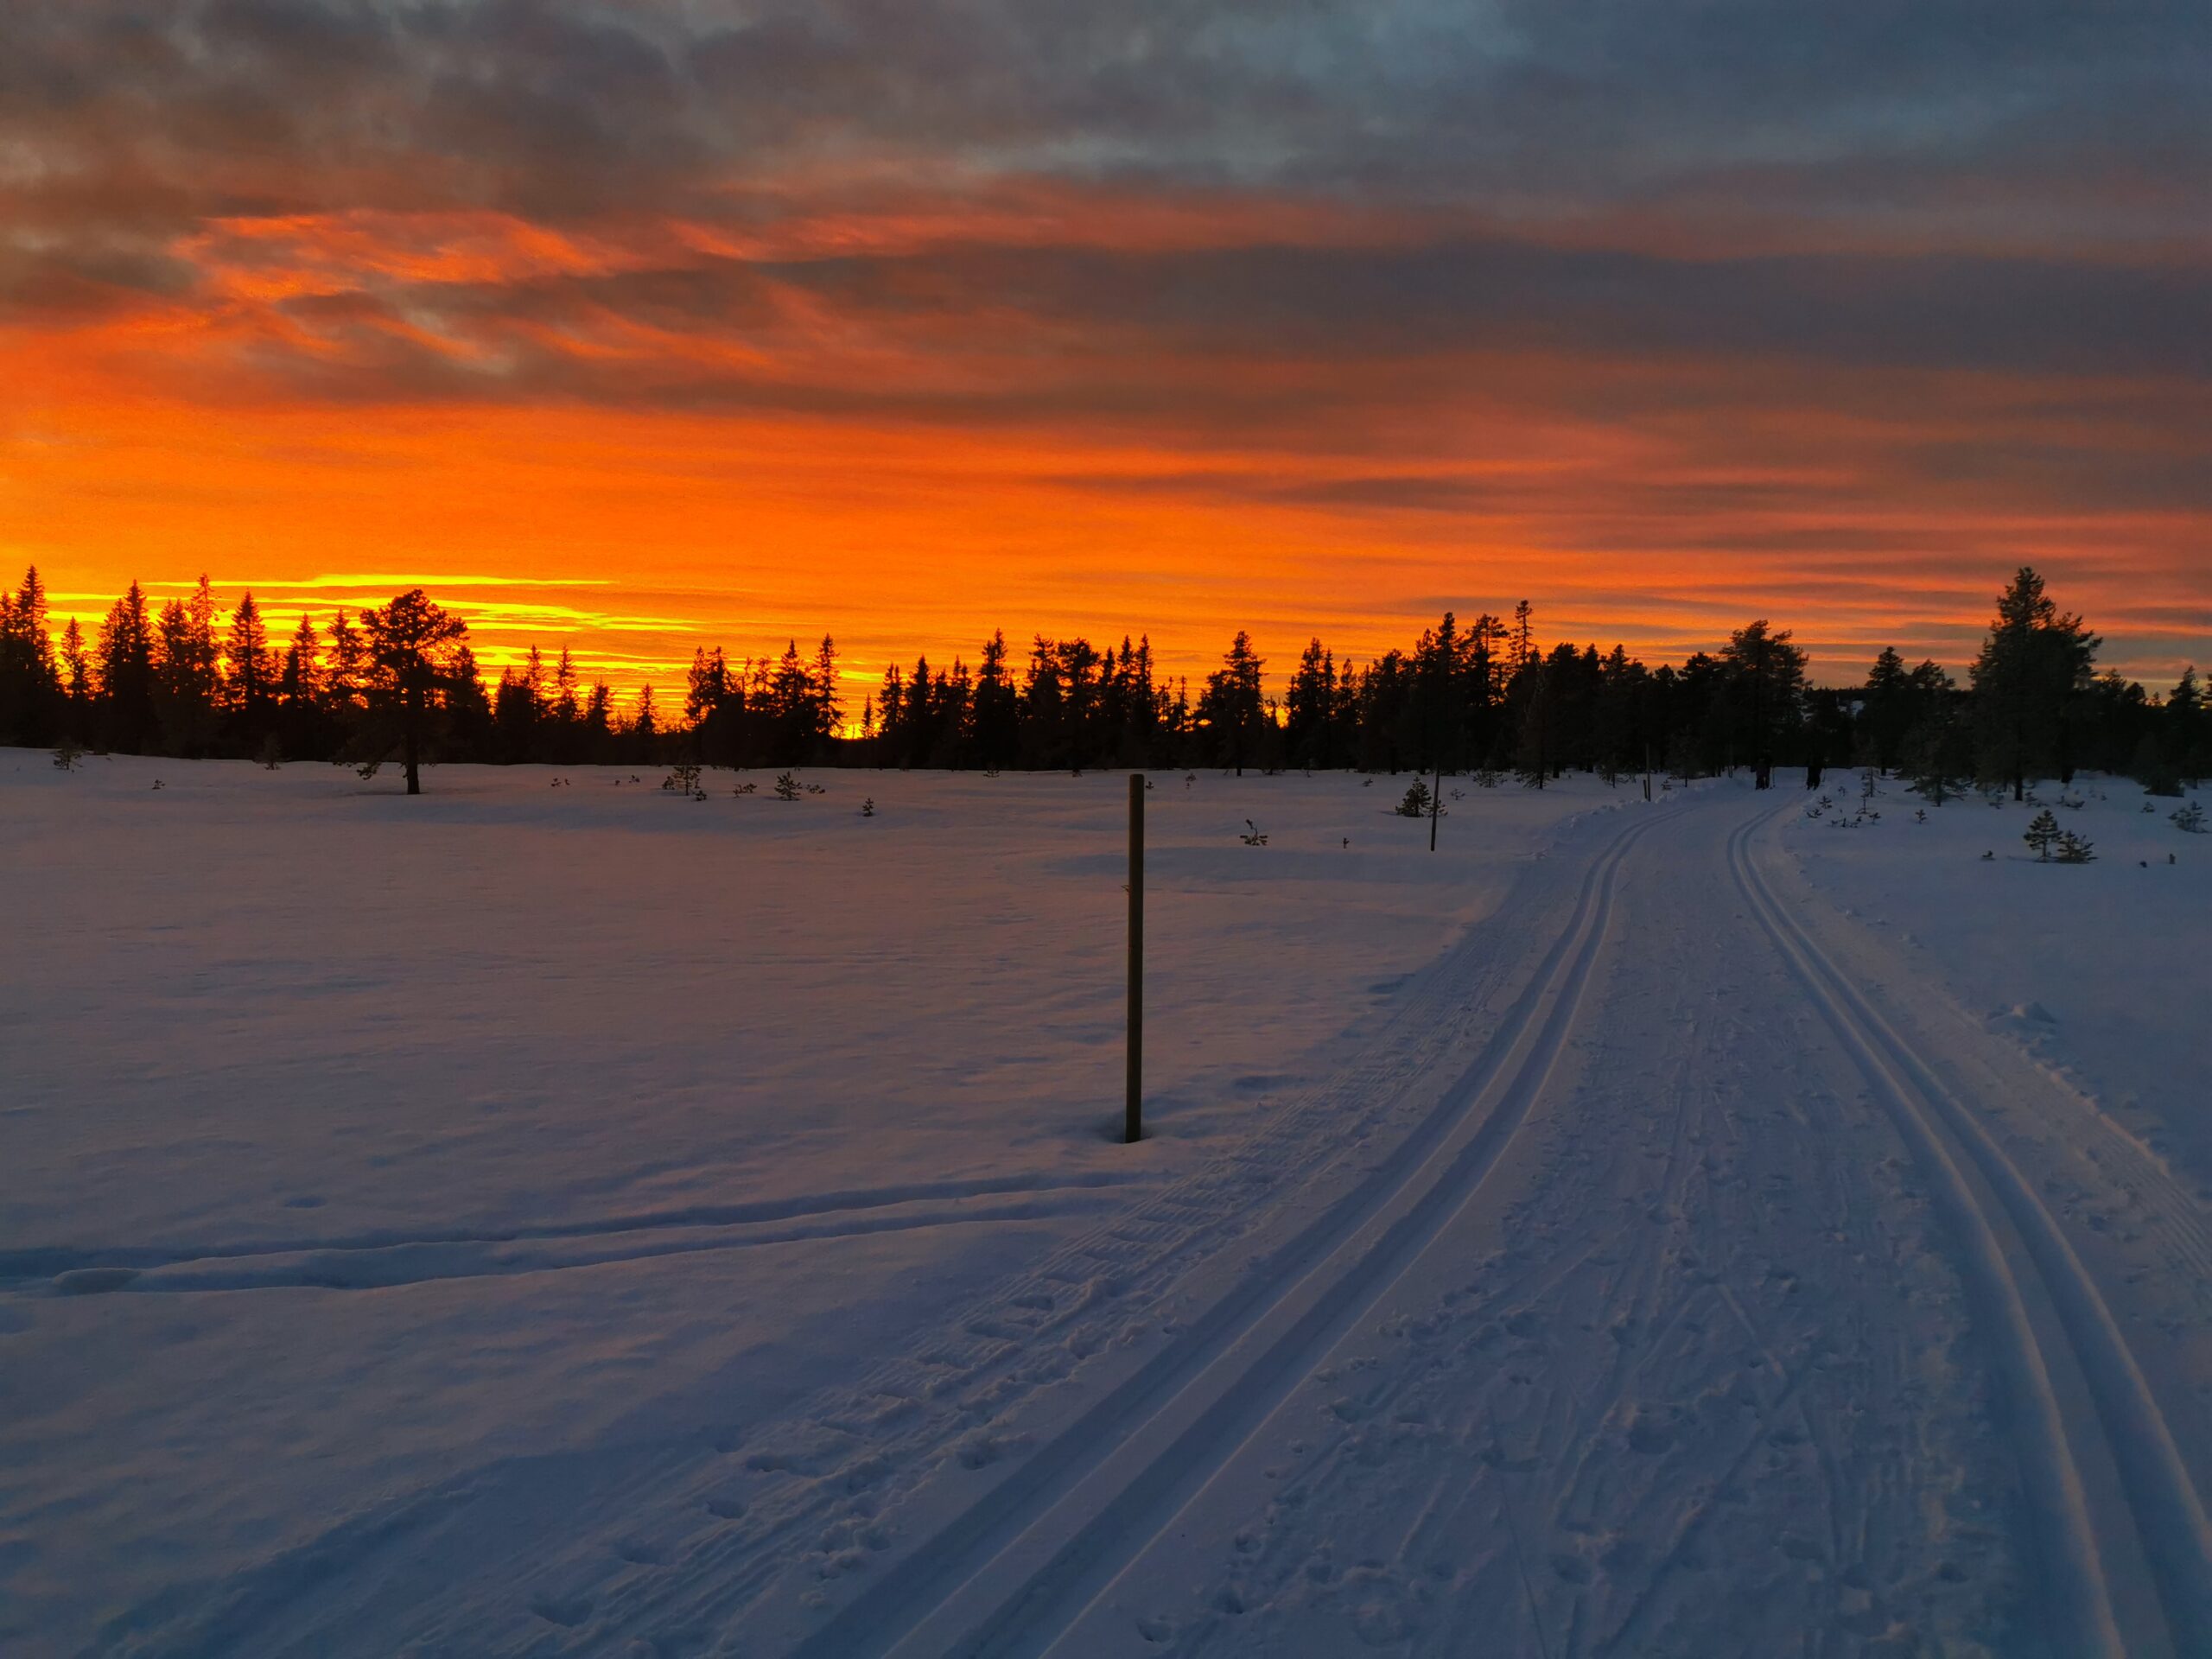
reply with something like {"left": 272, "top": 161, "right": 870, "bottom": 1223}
{"left": 325, "top": 608, "right": 366, "bottom": 714}
{"left": 1862, "top": 647, "right": 1913, "bottom": 771}
{"left": 1972, "top": 567, "right": 2099, "bottom": 800}
{"left": 2052, "top": 830, "right": 2095, "bottom": 864}
{"left": 152, "top": 576, "right": 222, "bottom": 753}
{"left": 60, "top": 618, "right": 91, "bottom": 717}
{"left": 1195, "top": 631, "right": 1267, "bottom": 774}
{"left": 553, "top": 647, "right": 581, "bottom": 723}
{"left": 281, "top": 613, "right": 322, "bottom": 706}
{"left": 95, "top": 582, "right": 156, "bottom": 751}
{"left": 358, "top": 589, "right": 469, "bottom": 794}
{"left": 2167, "top": 666, "right": 2205, "bottom": 782}
{"left": 1721, "top": 620, "right": 1807, "bottom": 787}
{"left": 0, "top": 566, "right": 63, "bottom": 744}
{"left": 1901, "top": 713, "right": 1971, "bottom": 804}
{"left": 226, "top": 593, "right": 277, "bottom": 720}
{"left": 2024, "top": 808, "right": 2061, "bottom": 861}
{"left": 811, "top": 635, "right": 842, "bottom": 744}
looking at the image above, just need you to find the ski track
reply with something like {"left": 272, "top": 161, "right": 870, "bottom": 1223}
{"left": 1062, "top": 793, "right": 2018, "bottom": 1659}
{"left": 0, "top": 1172, "right": 1151, "bottom": 1288}
{"left": 100, "top": 800, "right": 1656, "bottom": 1659}
{"left": 1729, "top": 804, "right": 2212, "bottom": 1657}
{"left": 10, "top": 1179, "right": 1147, "bottom": 1298}
{"left": 92, "top": 786, "right": 2212, "bottom": 1658}
{"left": 826, "top": 793, "right": 1654, "bottom": 1659}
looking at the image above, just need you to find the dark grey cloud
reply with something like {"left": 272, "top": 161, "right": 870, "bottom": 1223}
{"left": 7, "top": 1, "right": 2209, "bottom": 235}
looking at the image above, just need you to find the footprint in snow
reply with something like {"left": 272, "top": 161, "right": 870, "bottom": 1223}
{"left": 529, "top": 1592, "right": 593, "bottom": 1628}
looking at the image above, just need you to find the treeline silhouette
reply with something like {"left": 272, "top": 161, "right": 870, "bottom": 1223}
{"left": 1, "top": 567, "right": 2202, "bottom": 797}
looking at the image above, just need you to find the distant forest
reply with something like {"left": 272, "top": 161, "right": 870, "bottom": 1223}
{"left": 0, "top": 566, "right": 2202, "bottom": 799}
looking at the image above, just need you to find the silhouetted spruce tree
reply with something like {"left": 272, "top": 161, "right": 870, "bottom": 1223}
{"left": 811, "top": 636, "right": 841, "bottom": 747}
{"left": 59, "top": 617, "right": 92, "bottom": 729}
{"left": 2167, "top": 667, "right": 2206, "bottom": 782}
{"left": 1196, "top": 631, "right": 1266, "bottom": 775}
{"left": 1861, "top": 647, "right": 1914, "bottom": 771}
{"left": 152, "top": 576, "right": 222, "bottom": 755}
{"left": 1285, "top": 638, "right": 1337, "bottom": 769}
{"left": 324, "top": 609, "right": 367, "bottom": 721}
{"left": 95, "top": 582, "right": 157, "bottom": 753}
{"left": 628, "top": 684, "right": 661, "bottom": 765}
{"left": 225, "top": 592, "right": 277, "bottom": 746}
{"left": 0, "top": 566, "right": 63, "bottom": 746}
{"left": 1971, "top": 566, "right": 2098, "bottom": 800}
{"left": 358, "top": 589, "right": 469, "bottom": 794}
{"left": 686, "top": 646, "right": 733, "bottom": 763}
{"left": 1720, "top": 620, "right": 1807, "bottom": 787}
{"left": 1900, "top": 711, "right": 1973, "bottom": 804}
{"left": 1512, "top": 654, "right": 1554, "bottom": 787}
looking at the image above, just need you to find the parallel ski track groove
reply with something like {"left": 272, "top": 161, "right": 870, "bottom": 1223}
{"left": 1729, "top": 806, "right": 2212, "bottom": 1658}
{"left": 786, "top": 804, "right": 1662, "bottom": 1658}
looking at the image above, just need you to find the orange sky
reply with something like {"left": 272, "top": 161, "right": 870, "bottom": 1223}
{"left": 4, "top": 8, "right": 2208, "bottom": 698}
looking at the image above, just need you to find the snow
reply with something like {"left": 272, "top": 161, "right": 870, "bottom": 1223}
{"left": 3, "top": 756, "right": 2207, "bottom": 1657}
{"left": 0, "top": 753, "right": 1621, "bottom": 1656}
{"left": 1778, "top": 774, "right": 2212, "bottom": 1192}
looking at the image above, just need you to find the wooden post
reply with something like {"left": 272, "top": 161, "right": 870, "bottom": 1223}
{"left": 1126, "top": 772, "right": 1144, "bottom": 1144}
{"left": 1429, "top": 761, "right": 1442, "bottom": 852}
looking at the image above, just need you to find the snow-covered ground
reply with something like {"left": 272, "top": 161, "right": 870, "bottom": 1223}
{"left": 0, "top": 753, "right": 1627, "bottom": 1656}
{"left": 1779, "top": 775, "right": 2212, "bottom": 1192}
{"left": 3, "top": 756, "right": 2206, "bottom": 1657}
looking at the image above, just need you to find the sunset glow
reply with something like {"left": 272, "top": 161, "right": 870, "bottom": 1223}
{"left": 6, "top": 4, "right": 2208, "bottom": 693}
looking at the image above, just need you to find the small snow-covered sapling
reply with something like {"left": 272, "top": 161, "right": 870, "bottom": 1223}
{"left": 2053, "top": 830, "right": 2096, "bottom": 864}
{"left": 2024, "top": 809, "right": 2061, "bottom": 860}
{"left": 773, "top": 772, "right": 801, "bottom": 801}
{"left": 861, "top": 797, "right": 875, "bottom": 817}
{"left": 1240, "top": 819, "right": 1268, "bottom": 846}
{"left": 51, "top": 740, "right": 82, "bottom": 771}
{"left": 662, "top": 764, "right": 702, "bottom": 794}
{"left": 2172, "top": 803, "right": 2206, "bottom": 833}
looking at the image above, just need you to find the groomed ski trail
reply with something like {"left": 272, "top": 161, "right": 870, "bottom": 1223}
{"left": 776, "top": 801, "right": 1665, "bottom": 1657}
{"left": 1729, "top": 804, "right": 2212, "bottom": 1658}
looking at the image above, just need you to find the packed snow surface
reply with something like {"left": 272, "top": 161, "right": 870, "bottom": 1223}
{"left": 2, "top": 756, "right": 2207, "bottom": 1656}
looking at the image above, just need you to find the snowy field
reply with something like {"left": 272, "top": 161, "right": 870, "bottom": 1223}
{"left": 3, "top": 755, "right": 2207, "bottom": 1657}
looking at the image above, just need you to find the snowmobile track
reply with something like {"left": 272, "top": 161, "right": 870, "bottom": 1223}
{"left": 1728, "top": 805, "right": 2212, "bottom": 1659}
{"left": 784, "top": 804, "right": 1667, "bottom": 1658}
